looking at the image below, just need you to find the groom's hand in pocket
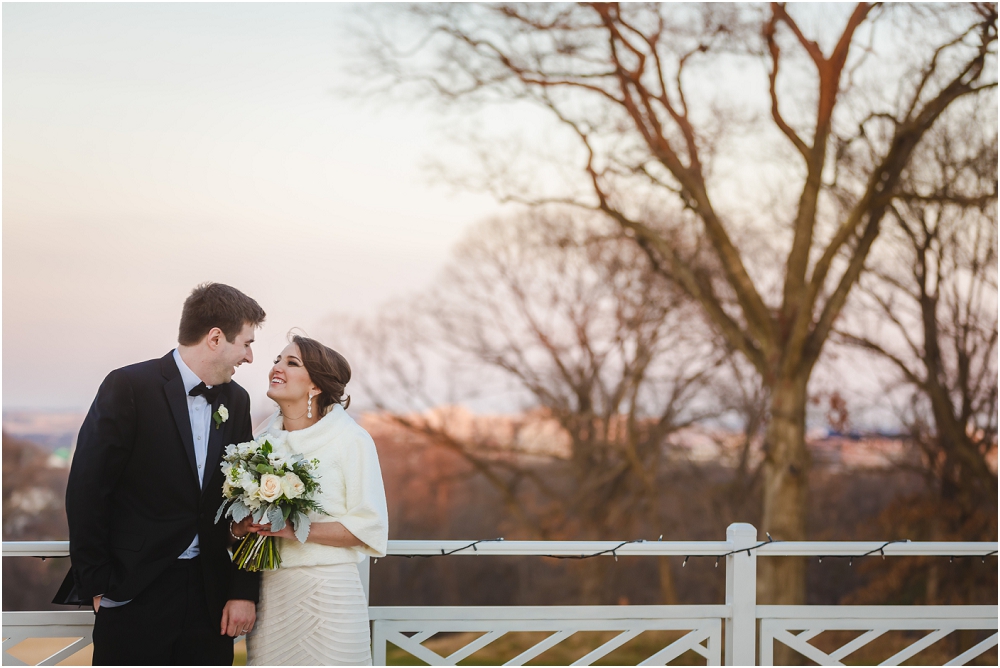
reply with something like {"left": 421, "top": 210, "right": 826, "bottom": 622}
{"left": 221, "top": 599, "right": 256, "bottom": 637}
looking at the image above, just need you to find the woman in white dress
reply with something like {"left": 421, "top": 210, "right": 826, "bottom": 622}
{"left": 232, "top": 334, "right": 388, "bottom": 666}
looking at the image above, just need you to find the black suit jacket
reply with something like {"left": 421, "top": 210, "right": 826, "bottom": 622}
{"left": 63, "top": 352, "right": 259, "bottom": 618}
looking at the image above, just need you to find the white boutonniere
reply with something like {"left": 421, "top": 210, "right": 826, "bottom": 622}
{"left": 213, "top": 404, "right": 229, "bottom": 430}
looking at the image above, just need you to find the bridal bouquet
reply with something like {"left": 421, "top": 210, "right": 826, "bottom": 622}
{"left": 215, "top": 436, "right": 326, "bottom": 571}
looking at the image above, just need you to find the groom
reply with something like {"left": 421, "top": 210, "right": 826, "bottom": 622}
{"left": 64, "top": 283, "right": 265, "bottom": 665}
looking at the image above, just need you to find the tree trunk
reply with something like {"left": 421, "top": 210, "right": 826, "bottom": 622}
{"left": 577, "top": 558, "right": 610, "bottom": 605}
{"left": 758, "top": 375, "right": 810, "bottom": 603}
{"left": 657, "top": 556, "right": 678, "bottom": 605}
{"left": 758, "top": 374, "right": 810, "bottom": 664}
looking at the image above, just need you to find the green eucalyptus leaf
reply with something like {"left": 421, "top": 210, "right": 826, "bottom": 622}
{"left": 292, "top": 513, "right": 311, "bottom": 544}
{"left": 231, "top": 499, "right": 251, "bottom": 523}
{"left": 266, "top": 505, "right": 285, "bottom": 532}
{"left": 215, "top": 499, "right": 230, "bottom": 524}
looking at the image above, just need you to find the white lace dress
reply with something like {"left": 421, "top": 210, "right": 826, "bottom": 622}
{"left": 246, "top": 406, "right": 389, "bottom": 666}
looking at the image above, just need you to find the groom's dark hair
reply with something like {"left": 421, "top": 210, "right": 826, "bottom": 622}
{"left": 178, "top": 282, "right": 266, "bottom": 345}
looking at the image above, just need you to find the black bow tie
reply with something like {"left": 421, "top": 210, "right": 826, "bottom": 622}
{"left": 189, "top": 382, "right": 224, "bottom": 403}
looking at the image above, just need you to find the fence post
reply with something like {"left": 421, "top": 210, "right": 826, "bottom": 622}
{"left": 724, "top": 523, "right": 757, "bottom": 666}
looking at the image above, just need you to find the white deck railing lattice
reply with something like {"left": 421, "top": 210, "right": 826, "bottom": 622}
{"left": 3, "top": 524, "right": 996, "bottom": 666}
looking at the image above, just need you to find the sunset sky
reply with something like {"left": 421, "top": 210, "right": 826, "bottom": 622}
{"left": 3, "top": 3, "right": 505, "bottom": 411}
{"left": 2, "top": 4, "right": 938, "bottom": 432}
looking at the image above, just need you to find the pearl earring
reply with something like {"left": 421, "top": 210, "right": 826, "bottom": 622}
{"left": 307, "top": 395, "right": 313, "bottom": 419}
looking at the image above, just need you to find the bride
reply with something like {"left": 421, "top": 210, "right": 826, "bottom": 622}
{"left": 232, "top": 334, "right": 388, "bottom": 666}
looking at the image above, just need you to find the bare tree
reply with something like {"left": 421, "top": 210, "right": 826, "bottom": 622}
{"left": 343, "top": 210, "right": 729, "bottom": 603}
{"left": 356, "top": 2, "right": 998, "bottom": 605}
{"left": 832, "top": 107, "right": 998, "bottom": 622}
{"left": 840, "top": 113, "right": 998, "bottom": 523}
{"left": 711, "top": 354, "right": 769, "bottom": 500}
{"left": 2, "top": 433, "right": 71, "bottom": 611}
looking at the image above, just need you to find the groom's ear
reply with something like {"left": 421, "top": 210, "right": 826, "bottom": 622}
{"left": 205, "top": 327, "right": 225, "bottom": 350}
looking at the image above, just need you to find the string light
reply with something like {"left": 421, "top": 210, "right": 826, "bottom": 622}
{"left": 381, "top": 538, "right": 506, "bottom": 560}
{"left": 814, "top": 540, "right": 910, "bottom": 565}
{"left": 804, "top": 544, "right": 997, "bottom": 566}
{"left": 937, "top": 550, "right": 997, "bottom": 565}
{"left": 364, "top": 538, "right": 996, "bottom": 565}
{"left": 28, "top": 541, "right": 1000, "bottom": 572}
{"left": 546, "top": 540, "right": 642, "bottom": 561}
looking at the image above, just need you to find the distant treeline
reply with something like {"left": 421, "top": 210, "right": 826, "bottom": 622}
{"left": 2, "top": 425, "right": 995, "bottom": 613}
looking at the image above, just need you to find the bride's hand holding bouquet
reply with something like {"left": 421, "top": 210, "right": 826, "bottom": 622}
{"left": 216, "top": 435, "right": 327, "bottom": 571}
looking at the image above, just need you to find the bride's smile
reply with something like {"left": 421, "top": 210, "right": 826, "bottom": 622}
{"left": 266, "top": 345, "right": 315, "bottom": 406}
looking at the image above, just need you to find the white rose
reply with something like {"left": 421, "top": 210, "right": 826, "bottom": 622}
{"left": 217, "top": 404, "right": 229, "bottom": 421}
{"left": 258, "top": 474, "right": 283, "bottom": 502}
{"left": 281, "top": 472, "right": 305, "bottom": 499}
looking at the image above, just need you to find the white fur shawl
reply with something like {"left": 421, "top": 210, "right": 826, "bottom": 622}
{"left": 257, "top": 404, "right": 388, "bottom": 567}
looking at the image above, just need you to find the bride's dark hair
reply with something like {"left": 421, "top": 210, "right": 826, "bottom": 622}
{"left": 291, "top": 333, "right": 351, "bottom": 414}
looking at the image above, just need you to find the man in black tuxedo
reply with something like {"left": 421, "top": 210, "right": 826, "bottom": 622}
{"left": 65, "top": 283, "right": 266, "bottom": 665}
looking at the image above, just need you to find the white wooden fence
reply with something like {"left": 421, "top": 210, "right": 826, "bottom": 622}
{"left": 3, "top": 524, "right": 997, "bottom": 666}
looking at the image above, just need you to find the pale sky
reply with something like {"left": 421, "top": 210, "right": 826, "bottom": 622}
{"left": 2, "top": 4, "right": 969, "bottom": 432}
{"left": 3, "top": 3, "right": 503, "bottom": 411}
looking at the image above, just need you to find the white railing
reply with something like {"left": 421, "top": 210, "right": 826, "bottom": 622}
{"left": 3, "top": 524, "right": 996, "bottom": 666}
{"left": 758, "top": 606, "right": 999, "bottom": 666}
{"left": 371, "top": 606, "right": 726, "bottom": 666}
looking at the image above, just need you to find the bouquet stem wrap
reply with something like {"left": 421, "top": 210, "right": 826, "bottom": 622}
{"left": 232, "top": 532, "right": 282, "bottom": 572}
{"left": 216, "top": 436, "right": 327, "bottom": 572}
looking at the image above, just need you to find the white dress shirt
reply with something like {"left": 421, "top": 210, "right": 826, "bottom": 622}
{"left": 173, "top": 347, "right": 214, "bottom": 559}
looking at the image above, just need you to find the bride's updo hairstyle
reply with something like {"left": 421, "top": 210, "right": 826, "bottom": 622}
{"left": 292, "top": 334, "right": 352, "bottom": 414}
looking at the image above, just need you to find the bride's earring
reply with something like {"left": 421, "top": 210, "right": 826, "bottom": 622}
{"left": 307, "top": 395, "right": 313, "bottom": 419}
